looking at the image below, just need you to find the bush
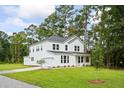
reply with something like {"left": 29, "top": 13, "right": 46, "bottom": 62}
{"left": 52, "top": 66, "right": 56, "bottom": 68}
{"left": 64, "top": 65, "right": 66, "bottom": 67}
{"left": 37, "top": 59, "right": 45, "bottom": 67}
{"left": 72, "top": 65, "right": 75, "bottom": 67}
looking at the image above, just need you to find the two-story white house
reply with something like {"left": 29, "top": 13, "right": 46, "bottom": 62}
{"left": 24, "top": 35, "right": 91, "bottom": 67}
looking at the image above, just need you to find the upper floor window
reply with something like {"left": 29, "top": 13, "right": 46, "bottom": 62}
{"left": 57, "top": 44, "right": 59, "bottom": 50}
{"left": 74, "top": 46, "right": 80, "bottom": 51}
{"left": 53, "top": 44, "right": 55, "bottom": 50}
{"left": 78, "top": 46, "right": 80, "bottom": 51}
{"left": 36, "top": 46, "right": 39, "bottom": 52}
{"left": 53, "top": 44, "right": 59, "bottom": 50}
{"left": 41, "top": 46, "right": 43, "bottom": 51}
{"left": 65, "top": 45, "right": 68, "bottom": 51}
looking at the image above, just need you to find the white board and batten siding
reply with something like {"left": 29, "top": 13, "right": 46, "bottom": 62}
{"left": 24, "top": 35, "right": 91, "bottom": 68}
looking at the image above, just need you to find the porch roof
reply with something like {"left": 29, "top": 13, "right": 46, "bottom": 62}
{"left": 48, "top": 50, "right": 90, "bottom": 55}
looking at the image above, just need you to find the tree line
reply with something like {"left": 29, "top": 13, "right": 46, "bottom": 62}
{"left": 0, "top": 5, "right": 124, "bottom": 68}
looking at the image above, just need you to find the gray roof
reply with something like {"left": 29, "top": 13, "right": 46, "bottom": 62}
{"left": 29, "top": 35, "right": 81, "bottom": 46}
{"left": 47, "top": 35, "right": 69, "bottom": 43}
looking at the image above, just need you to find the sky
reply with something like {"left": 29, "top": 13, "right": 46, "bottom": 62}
{"left": 0, "top": 5, "right": 84, "bottom": 36}
{"left": 0, "top": 5, "right": 56, "bottom": 35}
{"left": 0, "top": 5, "right": 83, "bottom": 36}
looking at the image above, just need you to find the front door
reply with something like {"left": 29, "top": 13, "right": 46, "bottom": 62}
{"left": 76, "top": 56, "right": 83, "bottom": 66}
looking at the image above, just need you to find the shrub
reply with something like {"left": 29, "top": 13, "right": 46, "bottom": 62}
{"left": 72, "top": 65, "right": 75, "bottom": 67}
{"left": 64, "top": 65, "right": 66, "bottom": 67}
{"left": 37, "top": 59, "right": 45, "bottom": 67}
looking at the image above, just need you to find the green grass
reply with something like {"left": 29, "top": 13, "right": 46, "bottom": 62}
{"left": 0, "top": 64, "right": 30, "bottom": 71}
{"left": 3, "top": 67, "right": 124, "bottom": 88}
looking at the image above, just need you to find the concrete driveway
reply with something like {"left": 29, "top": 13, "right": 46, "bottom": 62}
{"left": 0, "top": 67, "right": 42, "bottom": 88}
{"left": 0, "top": 75, "right": 40, "bottom": 88}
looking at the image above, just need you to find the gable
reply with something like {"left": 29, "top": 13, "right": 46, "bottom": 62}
{"left": 65, "top": 36, "right": 84, "bottom": 46}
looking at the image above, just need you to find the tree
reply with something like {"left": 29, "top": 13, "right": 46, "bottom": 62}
{"left": 37, "top": 5, "right": 76, "bottom": 39}
{"left": 24, "top": 24, "right": 37, "bottom": 44}
{"left": 0, "top": 31, "right": 10, "bottom": 62}
{"left": 75, "top": 6, "right": 95, "bottom": 53}
{"left": 92, "top": 6, "right": 124, "bottom": 68}
{"left": 9, "top": 32, "right": 27, "bottom": 63}
{"left": 91, "top": 42, "right": 104, "bottom": 80}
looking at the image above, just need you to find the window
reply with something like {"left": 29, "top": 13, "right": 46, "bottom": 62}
{"left": 74, "top": 46, "right": 80, "bottom": 51}
{"left": 53, "top": 44, "right": 55, "bottom": 50}
{"left": 57, "top": 44, "right": 59, "bottom": 50}
{"left": 86, "top": 57, "right": 89, "bottom": 63}
{"left": 41, "top": 46, "right": 42, "bottom": 51}
{"left": 36, "top": 46, "right": 39, "bottom": 52}
{"left": 33, "top": 48, "right": 34, "bottom": 52}
{"left": 78, "top": 56, "right": 80, "bottom": 63}
{"left": 81, "top": 56, "right": 83, "bottom": 63}
{"left": 61, "top": 55, "right": 69, "bottom": 63}
{"left": 78, "top": 46, "right": 80, "bottom": 51}
{"left": 78, "top": 56, "right": 83, "bottom": 63}
{"left": 53, "top": 44, "right": 59, "bottom": 50}
{"left": 67, "top": 56, "right": 69, "bottom": 63}
{"left": 65, "top": 45, "right": 68, "bottom": 51}
{"left": 64, "top": 56, "right": 66, "bottom": 63}
{"left": 61, "top": 56, "right": 63, "bottom": 63}
{"left": 74, "top": 46, "right": 76, "bottom": 51}
{"left": 31, "top": 57, "right": 34, "bottom": 61}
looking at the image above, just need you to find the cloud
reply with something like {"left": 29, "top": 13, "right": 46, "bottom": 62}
{"left": 0, "top": 5, "right": 55, "bottom": 34}
{"left": 5, "top": 17, "right": 28, "bottom": 27}
{"left": 3, "top": 5, "right": 55, "bottom": 19}
{"left": 0, "top": 17, "right": 37, "bottom": 35}
{"left": 18, "top": 5, "right": 55, "bottom": 19}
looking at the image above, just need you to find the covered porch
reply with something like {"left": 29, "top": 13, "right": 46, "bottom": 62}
{"left": 75, "top": 55, "right": 91, "bottom": 66}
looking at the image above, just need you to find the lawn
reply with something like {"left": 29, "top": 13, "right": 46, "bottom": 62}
{"left": 0, "top": 64, "right": 30, "bottom": 71}
{"left": 3, "top": 67, "right": 124, "bottom": 88}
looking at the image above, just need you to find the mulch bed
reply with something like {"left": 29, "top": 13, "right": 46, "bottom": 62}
{"left": 88, "top": 80, "right": 106, "bottom": 84}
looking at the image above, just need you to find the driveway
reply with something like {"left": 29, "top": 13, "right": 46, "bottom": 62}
{"left": 0, "top": 75, "right": 40, "bottom": 88}
{"left": 0, "top": 67, "right": 42, "bottom": 88}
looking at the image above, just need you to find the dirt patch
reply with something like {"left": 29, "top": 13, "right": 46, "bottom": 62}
{"left": 88, "top": 80, "right": 105, "bottom": 84}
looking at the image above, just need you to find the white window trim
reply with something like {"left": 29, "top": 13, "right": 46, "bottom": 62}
{"left": 61, "top": 55, "right": 69, "bottom": 63}
{"left": 53, "top": 44, "right": 59, "bottom": 50}
{"left": 74, "top": 46, "right": 80, "bottom": 51}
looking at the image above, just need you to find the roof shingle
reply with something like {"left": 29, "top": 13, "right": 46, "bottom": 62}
{"left": 47, "top": 35, "right": 69, "bottom": 42}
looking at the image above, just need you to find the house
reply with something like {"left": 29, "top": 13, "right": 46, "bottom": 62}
{"left": 24, "top": 35, "right": 91, "bottom": 67}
